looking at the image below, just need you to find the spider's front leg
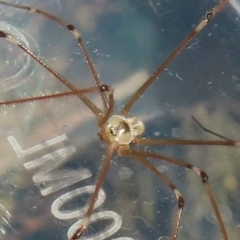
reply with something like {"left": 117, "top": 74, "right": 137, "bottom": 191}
{"left": 70, "top": 147, "right": 114, "bottom": 240}
{"left": 70, "top": 223, "right": 87, "bottom": 240}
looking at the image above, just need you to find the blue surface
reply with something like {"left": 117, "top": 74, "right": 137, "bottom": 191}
{"left": 0, "top": 0, "right": 240, "bottom": 240}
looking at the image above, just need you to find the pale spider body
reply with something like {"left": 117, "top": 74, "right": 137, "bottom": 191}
{"left": 100, "top": 115, "right": 144, "bottom": 146}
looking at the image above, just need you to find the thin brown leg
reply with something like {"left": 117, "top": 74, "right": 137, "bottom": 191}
{"left": 0, "top": 87, "right": 104, "bottom": 106}
{"left": 70, "top": 147, "right": 114, "bottom": 240}
{"left": 121, "top": 0, "right": 229, "bottom": 116}
{"left": 0, "top": 30, "right": 104, "bottom": 117}
{"left": 128, "top": 149, "right": 229, "bottom": 240}
{"left": 97, "top": 86, "right": 115, "bottom": 128}
{"left": 135, "top": 137, "right": 238, "bottom": 147}
{"left": 191, "top": 115, "right": 234, "bottom": 141}
{"left": 0, "top": 1, "right": 109, "bottom": 110}
{"left": 119, "top": 148, "right": 184, "bottom": 240}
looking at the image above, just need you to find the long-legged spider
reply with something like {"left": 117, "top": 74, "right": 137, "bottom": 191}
{"left": 0, "top": 0, "right": 239, "bottom": 239}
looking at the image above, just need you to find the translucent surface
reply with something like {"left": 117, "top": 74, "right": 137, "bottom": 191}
{"left": 0, "top": 0, "right": 240, "bottom": 240}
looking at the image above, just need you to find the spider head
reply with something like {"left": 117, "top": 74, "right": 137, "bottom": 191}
{"left": 100, "top": 115, "right": 144, "bottom": 145}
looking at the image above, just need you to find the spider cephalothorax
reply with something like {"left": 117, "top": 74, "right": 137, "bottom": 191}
{"left": 99, "top": 115, "right": 144, "bottom": 147}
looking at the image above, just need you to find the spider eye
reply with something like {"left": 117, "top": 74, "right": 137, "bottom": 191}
{"left": 100, "top": 84, "right": 110, "bottom": 92}
{"left": 109, "top": 126, "right": 117, "bottom": 136}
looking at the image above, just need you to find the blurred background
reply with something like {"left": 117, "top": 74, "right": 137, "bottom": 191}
{"left": 0, "top": 0, "right": 240, "bottom": 239}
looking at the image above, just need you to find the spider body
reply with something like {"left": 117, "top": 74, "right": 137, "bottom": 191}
{"left": 100, "top": 115, "right": 144, "bottom": 146}
{"left": 0, "top": 1, "right": 239, "bottom": 240}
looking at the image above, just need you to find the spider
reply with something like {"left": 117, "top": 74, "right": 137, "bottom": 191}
{"left": 0, "top": 0, "right": 239, "bottom": 239}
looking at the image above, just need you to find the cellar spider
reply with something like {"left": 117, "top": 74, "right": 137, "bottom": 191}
{"left": 0, "top": 0, "right": 238, "bottom": 239}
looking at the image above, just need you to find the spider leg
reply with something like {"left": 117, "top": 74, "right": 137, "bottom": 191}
{"left": 0, "top": 30, "right": 103, "bottom": 117}
{"left": 70, "top": 147, "right": 114, "bottom": 240}
{"left": 0, "top": 0, "right": 109, "bottom": 110}
{"left": 135, "top": 137, "right": 238, "bottom": 147}
{"left": 191, "top": 115, "right": 234, "bottom": 141}
{"left": 121, "top": 0, "right": 229, "bottom": 116}
{"left": 125, "top": 149, "right": 229, "bottom": 240}
{"left": 119, "top": 148, "right": 184, "bottom": 240}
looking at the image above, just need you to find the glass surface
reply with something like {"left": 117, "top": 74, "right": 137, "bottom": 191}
{"left": 0, "top": 0, "right": 240, "bottom": 240}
